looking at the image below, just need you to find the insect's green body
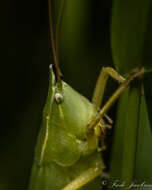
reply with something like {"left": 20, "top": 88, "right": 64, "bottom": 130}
{"left": 28, "top": 66, "right": 105, "bottom": 190}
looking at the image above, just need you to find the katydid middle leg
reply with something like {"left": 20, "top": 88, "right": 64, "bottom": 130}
{"left": 88, "top": 67, "right": 145, "bottom": 142}
{"left": 92, "top": 67, "right": 126, "bottom": 108}
{"left": 89, "top": 67, "right": 126, "bottom": 150}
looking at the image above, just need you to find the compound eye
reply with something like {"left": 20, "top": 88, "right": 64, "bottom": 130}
{"left": 54, "top": 93, "right": 63, "bottom": 104}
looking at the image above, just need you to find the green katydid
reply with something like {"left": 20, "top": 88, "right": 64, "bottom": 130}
{"left": 28, "top": 0, "right": 146, "bottom": 190}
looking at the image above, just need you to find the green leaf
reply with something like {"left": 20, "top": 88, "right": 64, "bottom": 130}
{"left": 109, "top": 84, "right": 141, "bottom": 189}
{"left": 144, "top": 73, "right": 152, "bottom": 129}
{"left": 120, "top": 84, "right": 141, "bottom": 188}
{"left": 111, "top": 0, "right": 152, "bottom": 74}
{"left": 109, "top": 89, "right": 129, "bottom": 180}
{"left": 109, "top": 0, "right": 152, "bottom": 189}
{"left": 134, "top": 93, "right": 152, "bottom": 190}
{"left": 109, "top": 84, "right": 152, "bottom": 190}
{"left": 142, "top": 5, "right": 152, "bottom": 128}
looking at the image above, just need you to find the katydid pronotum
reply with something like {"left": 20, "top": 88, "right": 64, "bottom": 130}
{"left": 28, "top": 1, "right": 146, "bottom": 190}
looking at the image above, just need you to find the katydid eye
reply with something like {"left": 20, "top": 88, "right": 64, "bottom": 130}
{"left": 54, "top": 93, "right": 63, "bottom": 103}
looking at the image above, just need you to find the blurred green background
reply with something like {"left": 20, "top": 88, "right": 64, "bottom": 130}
{"left": 0, "top": 0, "right": 114, "bottom": 189}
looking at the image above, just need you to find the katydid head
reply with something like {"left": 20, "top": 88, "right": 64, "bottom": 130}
{"left": 30, "top": 64, "right": 106, "bottom": 190}
{"left": 38, "top": 65, "right": 102, "bottom": 167}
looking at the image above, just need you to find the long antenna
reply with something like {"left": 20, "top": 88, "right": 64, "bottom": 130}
{"left": 56, "top": 0, "right": 65, "bottom": 65}
{"left": 48, "top": 0, "right": 62, "bottom": 84}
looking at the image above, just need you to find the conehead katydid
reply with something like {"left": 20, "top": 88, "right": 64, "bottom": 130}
{"left": 28, "top": 0, "right": 147, "bottom": 190}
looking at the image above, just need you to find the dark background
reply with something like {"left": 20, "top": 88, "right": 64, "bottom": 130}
{"left": 0, "top": 0, "right": 117, "bottom": 189}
